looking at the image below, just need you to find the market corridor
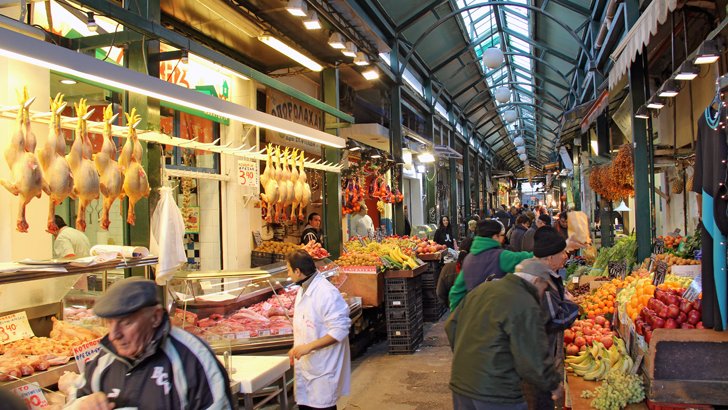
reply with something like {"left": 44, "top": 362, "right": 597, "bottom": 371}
{"left": 339, "top": 321, "right": 453, "bottom": 410}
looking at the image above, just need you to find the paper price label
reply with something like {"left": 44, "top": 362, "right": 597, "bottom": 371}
{"left": 0, "top": 311, "right": 35, "bottom": 345}
{"left": 235, "top": 332, "right": 251, "bottom": 340}
{"left": 571, "top": 276, "right": 579, "bottom": 284}
{"left": 12, "top": 382, "right": 48, "bottom": 409}
{"left": 257, "top": 329, "right": 271, "bottom": 337}
{"left": 237, "top": 159, "right": 259, "bottom": 196}
{"left": 653, "top": 261, "right": 668, "bottom": 286}
{"left": 73, "top": 338, "right": 102, "bottom": 373}
{"left": 224, "top": 333, "right": 236, "bottom": 340}
{"left": 278, "top": 327, "right": 292, "bottom": 335}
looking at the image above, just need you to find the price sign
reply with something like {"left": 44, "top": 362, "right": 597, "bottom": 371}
{"left": 257, "top": 329, "right": 271, "bottom": 337}
{"left": 653, "top": 239, "right": 665, "bottom": 254}
{"left": 607, "top": 260, "right": 627, "bottom": 280}
{"left": 277, "top": 327, "right": 292, "bottom": 335}
{"left": 571, "top": 276, "right": 579, "bottom": 284}
{"left": 235, "top": 331, "right": 251, "bottom": 340}
{"left": 0, "top": 312, "right": 34, "bottom": 344}
{"left": 12, "top": 383, "right": 48, "bottom": 409}
{"left": 648, "top": 253, "right": 657, "bottom": 272}
{"left": 252, "top": 231, "right": 263, "bottom": 248}
{"left": 73, "top": 338, "right": 102, "bottom": 373}
{"left": 653, "top": 261, "right": 668, "bottom": 286}
{"left": 237, "top": 159, "right": 259, "bottom": 197}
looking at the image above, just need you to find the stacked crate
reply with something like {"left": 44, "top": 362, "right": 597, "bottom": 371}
{"left": 421, "top": 259, "right": 446, "bottom": 321}
{"left": 385, "top": 276, "right": 424, "bottom": 354}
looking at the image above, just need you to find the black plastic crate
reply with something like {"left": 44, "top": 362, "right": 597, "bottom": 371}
{"left": 251, "top": 251, "right": 273, "bottom": 267}
{"left": 387, "top": 305, "right": 423, "bottom": 323}
{"left": 385, "top": 277, "right": 422, "bottom": 293}
{"left": 388, "top": 332, "right": 423, "bottom": 354}
{"left": 387, "top": 320, "right": 423, "bottom": 338}
{"left": 422, "top": 288, "right": 438, "bottom": 301}
{"left": 423, "top": 305, "right": 446, "bottom": 322}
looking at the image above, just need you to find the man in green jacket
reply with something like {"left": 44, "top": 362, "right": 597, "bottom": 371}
{"left": 448, "top": 219, "right": 532, "bottom": 310}
{"left": 445, "top": 266, "right": 563, "bottom": 409}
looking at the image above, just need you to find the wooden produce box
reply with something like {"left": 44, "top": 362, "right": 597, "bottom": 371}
{"left": 642, "top": 329, "right": 728, "bottom": 406}
{"left": 384, "top": 263, "right": 429, "bottom": 279}
{"left": 417, "top": 252, "right": 443, "bottom": 262}
{"left": 337, "top": 266, "right": 384, "bottom": 307}
{"left": 566, "top": 374, "right": 647, "bottom": 410}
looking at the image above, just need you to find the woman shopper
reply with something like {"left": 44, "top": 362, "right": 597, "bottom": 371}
{"left": 437, "top": 237, "right": 473, "bottom": 307}
{"left": 287, "top": 250, "right": 351, "bottom": 410}
{"left": 434, "top": 216, "right": 457, "bottom": 249}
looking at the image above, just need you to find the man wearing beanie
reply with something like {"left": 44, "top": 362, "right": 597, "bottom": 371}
{"left": 518, "top": 226, "right": 579, "bottom": 410}
{"left": 448, "top": 219, "right": 533, "bottom": 310}
{"left": 446, "top": 239, "right": 563, "bottom": 410}
{"left": 61, "top": 277, "right": 235, "bottom": 410}
{"left": 521, "top": 214, "right": 551, "bottom": 252}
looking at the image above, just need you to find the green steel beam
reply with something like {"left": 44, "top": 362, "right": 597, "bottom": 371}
{"left": 626, "top": 0, "right": 652, "bottom": 260}
{"left": 395, "top": 0, "right": 446, "bottom": 33}
{"left": 77, "top": 0, "right": 354, "bottom": 123}
{"left": 463, "top": 141, "right": 471, "bottom": 220}
{"left": 501, "top": 27, "right": 577, "bottom": 65}
{"left": 548, "top": 0, "right": 592, "bottom": 17}
{"left": 390, "top": 45, "right": 405, "bottom": 236}
{"left": 322, "top": 68, "right": 343, "bottom": 258}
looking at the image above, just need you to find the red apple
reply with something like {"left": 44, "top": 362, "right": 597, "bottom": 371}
{"left": 594, "top": 316, "right": 606, "bottom": 326}
{"left": 680, "top": 323, "right": 695, "bottom": 329}
{"left": 692, "top": 299, "right": 702, "bottom": 312}
{"left": 585, "top": 335, "right": 595, "bottom": 345}
{"left": 645, "top": 330, "right": 653, "bottom": 344}
{"left": 696, "top": 321, "right": 705, "bottom": 329}
{"left": 677, "top": 311, "right": 687, "bottom": 324}
{"left": 658, "top": 306, "right": 670, "bottom": 319}
{"left": 667, "top": 304, "right": 680, "bottom": 319}
{"left": 653, "top": 317, "right": 666, "bottom": 328}
{"left": 687, "top": 309, "right": 701, "bottom": 325}
{"left": 680, "top": 299, "right": 693, "bottom": 314}
{"left": 566, "top": 344, "right": 580, "bottom": 356}
{"left": 574, "top": 337, "right": 586, "bottom": 347}
{"left": 600, "top": 336, "right": 614, "bottom": 349}
{"left": 604, "top": 320, "right": 611, "bottom": 329}
{"left": 666, "top": 294, "right": 680, "bottom": 306}
{"left": 664, "top": 318, "right": 678, "bottom": 329}
{"left": 564, "top": 330, "right": 575, "bottom": 344}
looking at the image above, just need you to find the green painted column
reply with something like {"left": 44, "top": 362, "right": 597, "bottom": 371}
{"left": 423, "top": 80, "right": 437, "bottom": 225}
{"left": 626, "top": 0, "right": 652, "bottom": 260}
{"left": 389, "top": 45, "right": 405, "bottom": 236}
{"left": 596, "top": 111, "right": 614, "bottom": 247}
{"left": 448, "top": 123, "right": 458, "bottom": 237}
{"left": 462, "top": 144, "right": 471, "bottom": 220}
{"left": 473, "top": 146, "right": 480, "bottom": 215}
{"left": 322, "top": 68, "right": 342, "bottom": 258}
{"left": 125, "top": 0, "right": 161, "bottom": 274}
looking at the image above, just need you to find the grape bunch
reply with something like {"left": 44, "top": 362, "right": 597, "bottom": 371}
{"left": 588, "top": 369, "right": 645, "bottom": 410}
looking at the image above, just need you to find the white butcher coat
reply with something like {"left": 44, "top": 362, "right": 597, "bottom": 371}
{"left": 293, "top": 273, "right": 352, "bottom": 408}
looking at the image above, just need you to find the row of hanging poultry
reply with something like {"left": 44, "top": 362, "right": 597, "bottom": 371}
{"left": 1, "top": 88, "right": 150, "bottom": 234}
{"left": 259, "top": 143, "right": 312, "bottom": 224}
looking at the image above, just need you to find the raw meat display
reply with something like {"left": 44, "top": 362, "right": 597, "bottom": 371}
{"left": 66, "top": 99, "right": 100, "bottom": 232}
{"left": 37, "top": 93, "right": 74, "bottom": 234}
{"left": 180, "top": 288, "right": 298, "bottom": 339}
{"left": 63, "top": 306, "right": 102, "bottom": 327}
{"left": 94, "top": 104, "right": 124, "bottom": 230}
{"left": 0, "top": 318, "right": 103, "bottom": 381}
{"left": 120, "top": 108, "right": 150, "bottom": 225}
{"left": 1, "top": 87, "right": 46, "bottom": 232}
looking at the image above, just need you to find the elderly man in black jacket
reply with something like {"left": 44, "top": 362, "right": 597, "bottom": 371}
{"left": 61, "top": 278, "right": 235, "bottom": 410}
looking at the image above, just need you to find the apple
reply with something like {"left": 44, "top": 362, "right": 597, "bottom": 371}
{"left": 666, "top": 294, "right": 680, "bottom": 306}
{"left": 681, "top": 323, "right": 695, "bottom": 329}
{"left": 645, "top": 330, "right": 653, "bottom": 344}
{"left": 580, "top": 345, "right": 587, "bottom": 352}
{"left": 603, "top": 320, "right": 611, "bottom": 329}
{"left": 658, "top": 306, "right": 670, "bottom": 319}
{"left": 574, "top": 337, "right": 586, "bottom": 347}
{"left": 594, "top": 316, "right": 606, "bottom": 326}
{"left": 664, "top": 318, "right": 678, "bottom": 329}
{"left": 667, "top": 304, "right": 680, "bottom": 319}
{"left": 600, "top": 336, "right": 614, "bottom": 349}
{"left": 692, "top": 299, "right": 702, "bottom": 312}
{"left": 696, "top": 321, "right": 705, "bottom": 329}
{"left": 687, "top": 309, "right": 701, "bottom": 325}
{"left": 585, "top": 335, "right": 595, "bottom": 345}
{"left": 564, "top": 330, "right": 575, "bottom": 344}
{"left": 653, "top": 317, "right": 666, "bottom": 328}
{"left": 680, "top": 299, "right": 693, "bottom": 314}
{"left": 566, "top": 344, "right": 580, "bottom": 356}
{"left": 583, "top": 328, "right": 594, "bottom": 336}
{"left": 677, "top": 311, "right": 687, "bottom": 324}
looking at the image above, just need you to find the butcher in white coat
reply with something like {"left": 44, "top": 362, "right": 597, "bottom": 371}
{"left": 287, "top": 250, "right": 351, "bottom": 410}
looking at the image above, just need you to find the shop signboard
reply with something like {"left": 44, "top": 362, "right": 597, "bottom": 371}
{"left": 0, "top": 311, "right": 34, "bottom": 344}
{"left": 237, "top": 159, "right": 259, "bottom": 197}
{"left": 266, "top": 89, "right": 324, "bottom": 155}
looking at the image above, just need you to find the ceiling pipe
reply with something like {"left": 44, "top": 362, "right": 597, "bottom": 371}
{"left": 595, "top": 0, "right": 621, "bottom": 50}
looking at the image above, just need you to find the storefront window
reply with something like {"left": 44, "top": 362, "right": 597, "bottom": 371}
{"left": 161, "top": 107, "right": 222, "bottom": 271}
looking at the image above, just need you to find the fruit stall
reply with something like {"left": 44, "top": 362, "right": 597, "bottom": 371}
{"left": 563, "top": 232, "right": 728, "bottom": 409}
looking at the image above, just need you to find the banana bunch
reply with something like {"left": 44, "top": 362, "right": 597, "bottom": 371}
{"left": 566, "top": 337, "right": 634, "bottom": 381}
{"left": 381, "top": 246, "right": 419, "bottom": 270}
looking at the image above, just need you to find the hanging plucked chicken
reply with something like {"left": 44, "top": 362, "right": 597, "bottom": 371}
{"left": 66, "top": 99, "right": 99, "bottom": 232}
{"left": 260, "top": 144, "right": 279, "bottom": 223}
{"left": 94, "top": 104, "right": 124, "bottom": 230}
{"left": 1, "top": 87, "right": 45, "bottom": 232}
{"left": 120, "top": 108, "right": 150, "bottom": 225}
{"left": 277, "top": 146, "right": 292, "bottom": 223}
{"left": 290, "top": 148, "right": 301, "bottom": 223}
{"left": 37, "top": 93, "right": 74, "bottom": 234}
{"left": 298, "top": 150, "right": 311, "bottom": 222}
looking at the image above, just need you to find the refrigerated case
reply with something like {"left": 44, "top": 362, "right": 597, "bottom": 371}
{"left": 167, "top": 259, "right": 361, "bottom": 354}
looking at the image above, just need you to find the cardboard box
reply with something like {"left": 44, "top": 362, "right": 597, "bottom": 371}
{"left": 337, "top": 266, "right": 383, "bottom": 307}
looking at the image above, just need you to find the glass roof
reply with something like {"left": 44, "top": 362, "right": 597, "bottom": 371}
{"left": 457, "top": 0, "right": 535, "bottom": 163}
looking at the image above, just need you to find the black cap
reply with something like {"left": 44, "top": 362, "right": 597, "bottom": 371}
{"left": 477, "top": 219, "right": 504, "bottom": 238}
{"left": 533, "top": 226, "right": 567, "bottom": 257}
{"left": 94, "top": 277, "right": 159, "bottom": 318}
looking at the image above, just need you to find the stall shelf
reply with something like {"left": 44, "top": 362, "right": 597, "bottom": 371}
{"left": 0, "top": 257, "right": 157, "bottom": 391}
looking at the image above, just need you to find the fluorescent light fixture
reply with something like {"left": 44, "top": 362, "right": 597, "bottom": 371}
{"left": 328, "top": 32, "right": 345, "bottom": 49}
{"left": 342, "top": 42, "right": 357, "bottom": 58}
{"left": 362, "top": 68, "right": 379, "bottom": 80}
{"left": 674, "top": 62, "right": 700, "bottom": 81}
{"left": 590, "top": 140, "right": 599, "bottom": 156}
{"left": 348, "top": 146, "right": 361, "bottom": 151}
{"left": 634, "top": 105, "right": 650, "bottom": 119}
{"left": 286, "top": 0, "right": 307, "bottom": 17}
{"left": 657, "top": 80, "right": 679, "bottom": 98}
{"left": 694, "top": 40, "right": 721, "bottom": 65}
{"left": 86, "top": 12, "right": 98, "bottom": 33}
{"left": 646, "top": 97, "right": 665, "bottom": 110}
{"left": 416, "top": 164, "right": 426, "bottom": 173}
{"left": 418, "top": 152, "right": 435, "bottom": 163}
{"left": 402, "top": 150, "right": 412, "bottom": 164}
{"left": 0, "top": 26, "right": 345, "bottom": 148}
{"left": 258, "top": 35, "right": 323, "bottom": 72}
{"left": 371, "top": 152, "right": 382, "bottom": 159}
{"left": 353, "top": 51, "right": 370, "bottom": 66}
{"left": 303, "top": 11, "right": 321, "bottom": 30}
{"left": 59, "top": 78, "right": 77, "bottom": 85}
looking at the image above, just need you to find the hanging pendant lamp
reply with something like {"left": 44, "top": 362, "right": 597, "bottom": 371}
{"left": 495, "top": 87, "right": 511, "bottom": 103}
{"left": 504, "top": 109, "right": 518, "bottom": 123}
{"left": 482, "top": 47, "right": 504, "bottom": 69}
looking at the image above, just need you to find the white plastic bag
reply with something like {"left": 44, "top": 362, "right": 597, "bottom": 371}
{"left": 150, "top": 187, "right": 186, "bottom": 285}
